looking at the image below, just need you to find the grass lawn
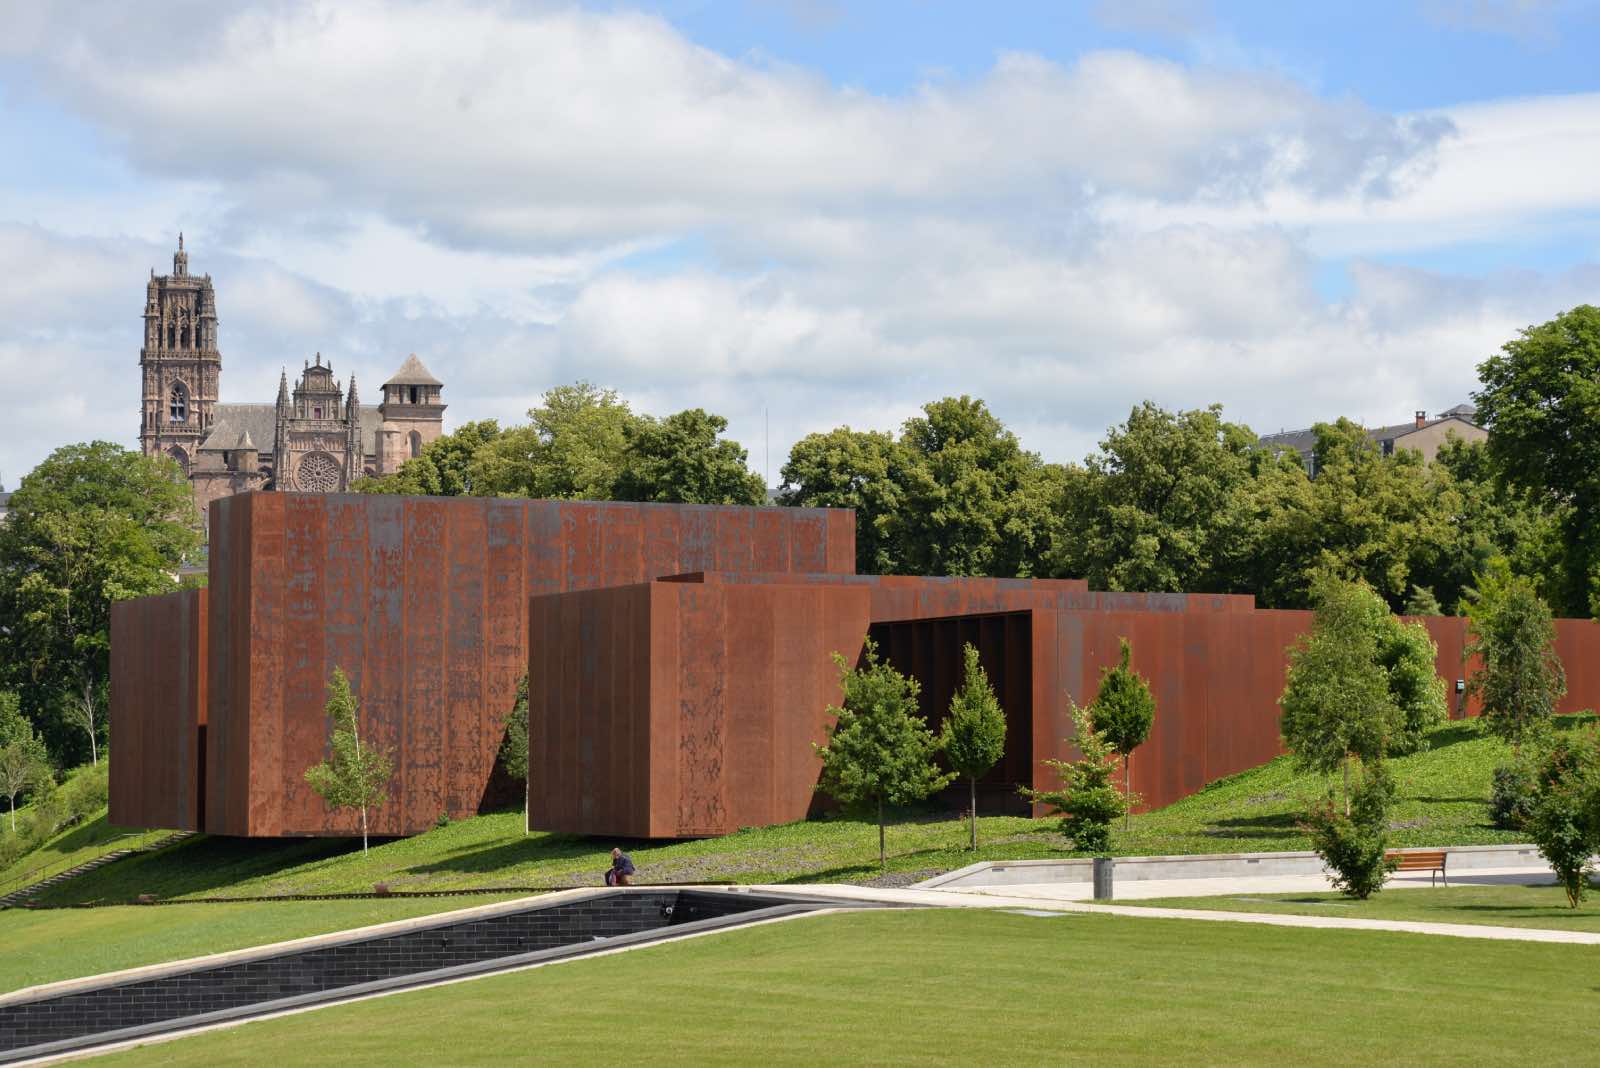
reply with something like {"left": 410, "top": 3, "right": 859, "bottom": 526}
{"left": 0, "top": 807, "right": 171, "bottom": 896}
{"left": 32, "top": 717, "right": 1584, "bottom": 905}
{"left": 98, "top": 908, "right": 1600, "bottom": 1067}
{"left": 1119, "top": 880, "right": 1600, "bottom": 931}
{"left": 0, "top": 895, "right": 524, "bottom": 994}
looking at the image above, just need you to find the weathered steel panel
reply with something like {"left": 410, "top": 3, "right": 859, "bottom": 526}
{"left": 109, "top": 589, "right": 206, "bottom": 830}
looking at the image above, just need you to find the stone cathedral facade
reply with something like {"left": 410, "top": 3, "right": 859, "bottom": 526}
{"left": 138, "top": 238, "right": 446, "bottom": 519}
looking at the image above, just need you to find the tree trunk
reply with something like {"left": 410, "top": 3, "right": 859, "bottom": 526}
{"left": 7, "top": 796, "right": 14, "bottom": 833}
{"left": 878, "top": 797, "right": 885, "bottom": 870}
{"left": 1124, "top": 752, "right": 1132, "bottom": 832}
{"left": 361, "top": 805, "right": 369, "bottom": 854}
{"left": 81, "top": 677, "right": 98, "bottom": 767}
{"left": 970, "top": 776, "right": 978, "bottom": 851}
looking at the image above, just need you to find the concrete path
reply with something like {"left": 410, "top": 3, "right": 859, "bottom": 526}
{"left": 962, "top": 863, "right": 1560, "bottom": 902}
{"left": 739, "top": 876, "right": 1600, "bottom": 946}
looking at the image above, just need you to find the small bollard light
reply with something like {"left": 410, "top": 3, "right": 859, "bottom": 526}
{"left": 1092, "top": 856, "right": 1114, "bottom": 901}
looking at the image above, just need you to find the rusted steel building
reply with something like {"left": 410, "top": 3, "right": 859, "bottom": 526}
{"left": 111, "top": 491, "right": 1600, "bottom": 840}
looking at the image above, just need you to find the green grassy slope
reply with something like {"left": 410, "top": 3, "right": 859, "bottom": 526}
{"left": 29, "top": 716, "right": 1578, "bottom": 905}
{"left": 101, "top": 909, "right": 1600, "bottom": 1067}
{"left": 0, "top": 810, "right": 171, "bottom": 896}
{"left": 0, "top": 895, "right": 523, "bottom": 994}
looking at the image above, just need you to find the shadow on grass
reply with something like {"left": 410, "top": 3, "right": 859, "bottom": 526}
{"left": 402, "top": 834, "right": 642, "bottom": 878}
{"left": 36, "top": 835, "right": 358, "bottom": 905}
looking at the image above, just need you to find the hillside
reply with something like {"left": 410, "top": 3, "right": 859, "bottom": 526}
{"left": 24, "top": 716, "right": 1582, "bottom": 905}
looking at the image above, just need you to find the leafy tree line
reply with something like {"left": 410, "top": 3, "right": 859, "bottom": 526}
{"left": 0, "top": 443, "right": 202, "bottom": 769}
{"left": 355, "top": 382, "right": 765, "bottom": 506}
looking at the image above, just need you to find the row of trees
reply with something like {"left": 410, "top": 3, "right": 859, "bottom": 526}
{"left": 816, "top": 638, "right": 1157, "bottom": 867}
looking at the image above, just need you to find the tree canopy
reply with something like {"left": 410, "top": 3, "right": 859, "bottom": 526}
{"left": 0, "top": 442, "right": 201, "bottom": 765}
{"left": 1464, "top": 561, "right": 1567, "bottom": 753}
{"left": 939, "top": 643, "right": 1006, "bottom": 850}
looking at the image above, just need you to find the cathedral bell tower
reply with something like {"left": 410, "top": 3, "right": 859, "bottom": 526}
{"left": 138, "top": 234, "right": 220, "bottom": 473}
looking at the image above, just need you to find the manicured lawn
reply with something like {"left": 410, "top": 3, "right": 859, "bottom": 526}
{"left": 0, "top": 807, "right": 169, "bottom": 895}
{"left": 0, "top": 895, "right": 522, "bottom": 994}
{"left": 34, "top": 718, "right": 1583, "bottom": 905}
{"left": 100, "top": 909, "right": 1600, "bottom": 1066}
{"left": 1120, "top": 880, "right": 1600, "bottom": 931}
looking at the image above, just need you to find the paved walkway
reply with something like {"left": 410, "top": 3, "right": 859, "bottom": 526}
{"left": 742, "top": 869, "right": 1600, "bottom": 946}
{"left": 961, "top": 863, "right": 1558, "bottom": 902}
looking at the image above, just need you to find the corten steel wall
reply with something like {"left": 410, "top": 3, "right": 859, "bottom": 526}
{"left": 205, "top": 492, "right": 854, "bottom": 837}
{"left": 529, "top": 577, "right": 871, "bottom": 837}
{"left": 109, "top": 589, "right": 207, "bottom": 830}
{"left": 871, "top": 612, "right": 1034, "bottom": 813}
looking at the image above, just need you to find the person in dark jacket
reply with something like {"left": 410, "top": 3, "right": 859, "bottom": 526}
{"left": 606, "top": 847, "right": 636, "bottom": 886}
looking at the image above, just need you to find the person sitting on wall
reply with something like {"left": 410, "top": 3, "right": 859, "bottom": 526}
{"left": 605, "top": 847, "right": 636, "bottom": 886}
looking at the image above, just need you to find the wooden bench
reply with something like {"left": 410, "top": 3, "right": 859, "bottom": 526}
{"left": 1386, "top": 849, "right": 1448, "bottom": 886}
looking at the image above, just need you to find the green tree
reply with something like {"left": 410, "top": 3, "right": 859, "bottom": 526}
{"left": 1301, "top": 759, "right": 1397, "bottom": 900}
{"left": 0, "top": 442, "right": 202, "bottom": 765}
{"left": 1279, "top": 578, "right": 1404, "bottom": 812}
{"left": 1474, "top": 304, "right": 1600, "bottom": 616}
{"left": 472, "top": 383, "right": 642, "bottom": 499}
{"left": 498, "top": 675, "right": 530, "bottom": 831}
{"left": 1407, "top": 438, "right": 1563, "bottom": 615}
{"left": 1021, "top": 701, "right": 1129, "bottom": 853}
{"left": 1464, "top": 561, "right": 1567, "bottom": 755}
{"left": 616, "top": 408, "right": 766, "bottom": 505}
{"left": 355, "top": 419, "right": 504, "bottom": 496}
{"left": 304, "top": 668, "right": 395, "bottom": 854}
{"left": 778, "top": 428, "right": 909, "bottom": 575}
{"left": 1402, "top": 586, "right": 1443, "bottom": 616}
{"left": 1060, "top": 403, "right": 1257, "bottom": 593}
{"left": 1090, "top": 638, "right": 1157, "bottom": 831}
{"left": 815, "top": 640, "right": 954, "bottom": 869}
{"left": 938, "top": 644, "right": 1006, "bottom": 850}
{"left": 1247, "top": 420, "right": 1441, "bottom": 610}
{"left": 891, "top": 396, "right": 1064, "bottom": 578}
{"left": 1524, "top": 730, "right": 1600, "bottom": 907}
{"left": 0, "top": 693, "right": 50, "bottom": 833}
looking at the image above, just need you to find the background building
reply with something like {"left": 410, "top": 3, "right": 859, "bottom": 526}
{"left": 136, "top": 239, "right": 446, "bottom": 519}
{"left": 1259, "top": 404, "right": 1485, "bottom": 475}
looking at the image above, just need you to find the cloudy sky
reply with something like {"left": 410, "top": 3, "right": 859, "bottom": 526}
{"left": 3, "top": 0, "right": 1599, "bottom": 487}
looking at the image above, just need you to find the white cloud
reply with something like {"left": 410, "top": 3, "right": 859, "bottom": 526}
{"left": 0, "top": 1, "right": 1596, "bottom": 497}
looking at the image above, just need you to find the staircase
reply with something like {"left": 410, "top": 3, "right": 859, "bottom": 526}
{"left": 0, "top": 831, "right": 197, "bottom": 909}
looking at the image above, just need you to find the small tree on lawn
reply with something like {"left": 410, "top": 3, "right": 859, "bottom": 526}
{"left": 1280, "top": 577, "right": 1401, "bottom": 814}
{"left": 1021, "top": 701, "right": 1130, "bottom": 854}
{"left": 304, "top": 668, "right": 394, "bottom": 854}
{"left": 815, "top": 640, "right": 954, "bottom": 870}
{"left": 1465, "top": 560, "right": 1567, "bottom": 756}
{"left": 1091, "top": 638, "right": 1156, "bottom": 832}
{"left": 498, "top": 674, "right": 530, "bottom": 833}
{"left": 939, "top": 643, "right": 1006, "bottom": 851}
{"left": 1301, "top": 758, "right": 1397, "bottom": 900}
{"left": 1524, "top": 730, "right": 1600, "bottom": 908}
{"left": 0, "top": 693, "right": 50, "bottom": 833}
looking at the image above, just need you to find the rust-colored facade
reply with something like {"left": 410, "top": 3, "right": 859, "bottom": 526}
{"left": 109, "top": 588, "right": 207, "bottom": 831}
{"left": 110, "top": 489, "right": 1600, "bottom": 840}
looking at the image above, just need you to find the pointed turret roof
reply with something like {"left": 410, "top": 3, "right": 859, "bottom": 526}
{"left": 383, "top": 353, "right": 442, "bottom": 387}
{"left": 238, "top": 429, "right": 257, "bottom": 451}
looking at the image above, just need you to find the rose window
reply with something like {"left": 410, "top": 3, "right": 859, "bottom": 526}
{"left": 296, "top": 451, "right": 342, "bottom": 492}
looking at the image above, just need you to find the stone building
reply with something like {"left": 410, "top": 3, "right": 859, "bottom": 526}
{"left": 137, "top": 238, "right": 446, "bottom": 519}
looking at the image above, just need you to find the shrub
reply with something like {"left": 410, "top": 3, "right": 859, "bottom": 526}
{"left": 1021, "top": 702, "right": 1129, "bottom": 854}
{"left": 1524, "top": 732, "right": 1600, "bottom": 907}
{"left": 1301, "top": 761, "right": 1397, "bottom": 899}
{"left": 1489, "top": 761, "right": 1537, "bottom": 830}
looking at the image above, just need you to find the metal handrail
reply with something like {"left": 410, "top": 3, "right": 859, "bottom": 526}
{"left": 0, "top": 828, "right": 171, "bottom": 897}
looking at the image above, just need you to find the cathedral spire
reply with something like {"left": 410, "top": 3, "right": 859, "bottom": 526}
{"left": 276, "top": 368, "right": 290, "bottom": 408}
{"left": 173, "top": 232, "right": 188, "bottom": 277}
{"left": 347, "top": 372, "right": 359, "bottom": 409}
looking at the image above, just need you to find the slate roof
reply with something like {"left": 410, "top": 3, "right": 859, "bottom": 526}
{"left": 384, "top": 353, "right": 442, "bottom": 387}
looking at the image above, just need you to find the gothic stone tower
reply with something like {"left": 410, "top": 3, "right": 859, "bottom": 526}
{"left": 274, "top": 353, "right": 361, "bottom": 492}
{"left": 139, "top": 235, "right": 219, "bottom": 472}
